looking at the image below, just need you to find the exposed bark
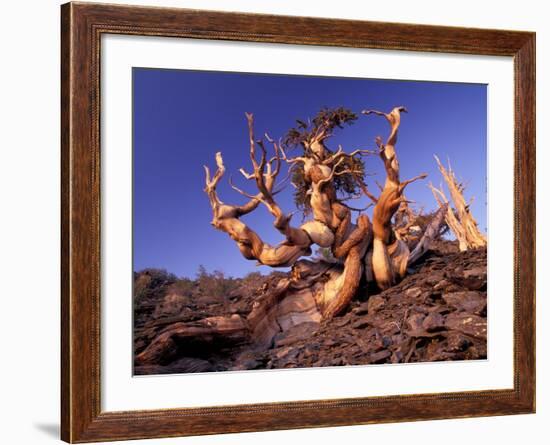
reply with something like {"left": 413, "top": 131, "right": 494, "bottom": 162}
{"left": 136, "top": 107, "right": 480, "bottom": 367}
{"left": 394, "top": 198, "right": 417, "bottom": 240}
{"left": 135, "top": 314, "right": 248, "bottom": 365}
{"left": 205, "top": 113, "right": 380, "bottom": 317}
{"left": 431, "top": 155, "right": 487, "bottom": 251}
{"left": 323, "top": 214, "right": 373, "bottom": 318}
{"left": 408, "top": 203, "right": 448, "bottom": 265}
{"left": 429, "top": 182, "right": 469, "bottom": 251}
{"left": 207, "top": 108, "right": 432, "bottom": 301}
{"left": 363, "top": 107, "right": 427, "bottom": 289}
{"left": 204, "top": 149, "right": 312, "bottom": 267}
{"left": 247, "top": 260, "right": 329, "bottom": 347}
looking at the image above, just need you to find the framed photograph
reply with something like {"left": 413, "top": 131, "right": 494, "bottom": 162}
{"left": 61, "top": 2, "right": 535, "bottom": 442}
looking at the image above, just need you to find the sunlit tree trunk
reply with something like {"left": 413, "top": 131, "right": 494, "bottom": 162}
{"left": 136, "top": 107, "right": 452, "bottom": 363}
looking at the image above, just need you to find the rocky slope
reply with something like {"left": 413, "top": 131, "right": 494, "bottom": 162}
{"left": 133, "top": 241, "right": 486, "bottom": 375}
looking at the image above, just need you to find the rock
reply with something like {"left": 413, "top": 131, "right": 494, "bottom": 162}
{"left": 405, "top": 312, "right": 446, "bottom": 338}
{"left": 445, "top": 313, "right": 487, "bottom": 340}
{"left": 134, "top": 240, "right": 487, "bottom": 374}
{"left": 465, "top": 346, "right": 482, "bottom": 360}
{"left": 379, "top": 320, "right": 401, "bottom": 335}
{"left": 391, "top": 350, "right": 404, "bottom": 363}
{"left": 406, "top": 313, "right": 425, "bottom": 331}
{"left": 153, "top": 292, "right": 190, "bottom": 319}
{"left": 333, "top": 315, "right": 352, "bottom": 327}
{"left": 351, "top": 318, "right": 370, "bottom": 329}
{"left": 405, "top": 287, "right": 422, "bottom": 299}
{"left": 274, "top": 346, "right": 293, "bottom": 359}
{"left": 273, "top": 322, "right": 319, "bottom": 347}
{"left": 422, "top": 312, "right": 446, "bottom": 332}
{"left": 443, "top": 291, "right": 486, "bottom": 314}
{"left": 433, "top": 279, "right": 450, "bottom": 291}
{"left": 134, "top": 357, "right": 214, "bottom": 375}
{"left": 168, "top": 357, "right": 214, "bottom": 373}
{"left": 352, "top": 302, "right": 370, "bottom": 316}
{"left": 369, "top": 350, "right": 391, "bottom": 363}
{"left": 448, "top": 266, "right": 486, "bottom": 290}
{"left": 463, "top": 267, "right": 487, "bottom": 290}
{"left": 446, "top": 332, "right": 472, "bottom": 352}
{"left": 229, "top": 299, "right": 250, "bottom": 315}
{"left": 425, "top": 272, "right": 445, "bottom": 286}
{"left": 196, "top": 294, "right": 225, "bottom": 306}
{"left": 231, "top": 351, "right": 265, "bottom": 371}
{"left": 367, "top": 295, "right": 386, "bottom": 313}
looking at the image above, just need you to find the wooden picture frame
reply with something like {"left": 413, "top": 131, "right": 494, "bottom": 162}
{"left": 61, "top": 2, "right": 535, "bottom": 442}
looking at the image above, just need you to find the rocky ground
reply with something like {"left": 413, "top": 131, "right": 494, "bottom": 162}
{"left": 133, "top": 240, "right": 487, "bottom": 375}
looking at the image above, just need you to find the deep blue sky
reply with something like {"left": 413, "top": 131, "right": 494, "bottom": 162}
{"left": 133, "top": 68, "right": 487, "bottom": 278}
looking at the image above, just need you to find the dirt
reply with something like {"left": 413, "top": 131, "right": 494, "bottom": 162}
{"left": 133, "top": 240, "right": 487, "bottom": 374}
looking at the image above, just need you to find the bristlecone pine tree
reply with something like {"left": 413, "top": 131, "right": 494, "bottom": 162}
{"left": 429, "top": 155, "right": 487, "bottom": 251}
{"left": 135, "top": 106, "right": 449, "bottom": 364}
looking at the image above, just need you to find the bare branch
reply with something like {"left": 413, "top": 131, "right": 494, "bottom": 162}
{"left": 357, "top": 181, "right": 379, "bottom": 204}
{"left": 342, "top": 202, "right": 374, "bottom": 212}
{"left": 321, "top": 145, "right": 344, "bottom": 165}
{"left": 347, "top": 148, "right": 377, "bottom": 157}
{"left": 399, "top": 173, "right": 428, "bottom": 192}
{"left": 203, "top": 165, "right": 211, "bottom": 186}
{"left": 339, "top": 192, "right": 363, "bottom": 202}
{"left": 272, "top": 167, "right": 292, "bottom": 194}
{"left": 279, "top": 145, "right": 307, "bottom": 165}
{"left": 228, "top": 175, "right": 259, "bottom": 201}
{"left": 323, "top": 145, "right": 375, "bottom": 166}
{"left": 362, "top": 109, "right": 387, "bottom": 118}
{"left": 433, "top": 154, "right": 486, "bottom": 250}
{"left": 317, "top": 156, "right": 346, "bottom": 186}
{"left": 239, "top": 168, "right": 255, "bottom": 180}
{"left": 428, "top": 182, "right": 447, "bottom": 206}
{"left": 204, "top": 152, "right": 225, "bottom": 190}
{"left": 408, "top": 203, "right": 448, "bottom": 265}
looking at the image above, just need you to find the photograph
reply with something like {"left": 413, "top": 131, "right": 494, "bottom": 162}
{"left": 132, "top": 68, "right": 488, "bottom": 376}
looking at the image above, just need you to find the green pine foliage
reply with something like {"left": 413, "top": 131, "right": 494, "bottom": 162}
{"left": 283, "top": 107, "right": 367, "bottom": 217}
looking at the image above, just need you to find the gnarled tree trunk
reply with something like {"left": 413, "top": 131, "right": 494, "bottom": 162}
{"left": 363, "top": 107, "right": 427, "bottom": 289}
{"left": 136, "top": 106, "right": 452, "bottom": 365}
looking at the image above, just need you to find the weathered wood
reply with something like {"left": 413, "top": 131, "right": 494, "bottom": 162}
{"left": 432, "top": 155, "right": 487, "bottom": 250}
{"left": 135, "top": 315, "right": 248, "bottom": 365}
{"left": 429, "top": 182, "right": 469, "bottom": 250}
{"left": 205, "top": 151, "right": 311, "bottom": 267}
{"left": 322, "top": 215, "right": 372, "bottom": 318}
{"left": 247, "top": 261, "right": 333, "bottom": 347}
{"left": 363, "top": 107, "right": 427, "bottom": 289}
{"left": 408, "top": 204, "right": 448, "bottom": 265}
{"left": 205, "top": 110, "right": 377, "bottom": 319}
